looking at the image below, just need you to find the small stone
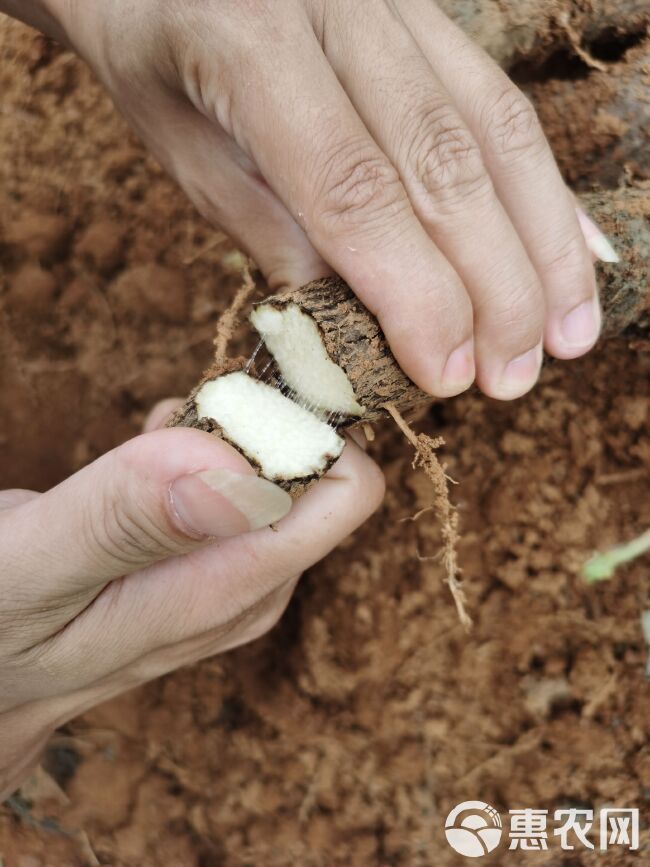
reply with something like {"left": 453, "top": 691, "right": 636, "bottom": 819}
{"left": 7, "top": 263, "right": 57, "bottom": 313}
{"left": 76, "top": 219, "right": 125, "bottom": 272}
{"left": 108, "top": 263, "right": 190, "bottom": 324}
{"left": 5, "top": 212, "right": 70, "bottom": 260}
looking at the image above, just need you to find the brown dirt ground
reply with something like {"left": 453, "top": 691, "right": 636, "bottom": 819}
{"left": 0, "top": 13, "right": 649, "bottom": 867}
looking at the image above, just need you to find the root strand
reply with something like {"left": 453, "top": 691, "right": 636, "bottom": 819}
{"left": 383, "top": 402, "right": 472, "bottom": 631}
{"left": 213, "top": 261, "right": 256, "bottom": 366}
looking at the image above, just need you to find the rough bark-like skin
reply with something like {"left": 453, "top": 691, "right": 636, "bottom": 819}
{"left": 439, "top": 0, "right": 650, "bottom": 68}
{"left": 581, "top": 187, "right": 650, "bottom": 335}
{"left": 253, "top": 279, "right": 430, "bottom": 425}
{"left": 529, "top": 38, "right": 650, "bottom": 189}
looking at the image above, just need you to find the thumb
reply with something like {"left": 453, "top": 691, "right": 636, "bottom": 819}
{"left": 1, "top": 428, "right": 292, "bottom": 603}
{"left": 0, "top": 489, "right": 39, "bottom": 510}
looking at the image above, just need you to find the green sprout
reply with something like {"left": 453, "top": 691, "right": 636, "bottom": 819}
{"left": 583, "top": 529, "right": 650, "bottom": 583}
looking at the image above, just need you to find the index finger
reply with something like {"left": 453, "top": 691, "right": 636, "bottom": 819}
{"left": 214, "top": 13, "right": 475, "bottom": 397}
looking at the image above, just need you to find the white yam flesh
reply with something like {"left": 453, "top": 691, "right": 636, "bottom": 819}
{"left": 195, "top": 372, "right": 345, "bottom": 481}
{"left": 250, "top": 303, "right": 365, "bottom": 417}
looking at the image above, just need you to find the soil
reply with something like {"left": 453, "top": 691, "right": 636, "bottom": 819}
{"left": 0, "top": 12, "right": 649, "bottom": 867}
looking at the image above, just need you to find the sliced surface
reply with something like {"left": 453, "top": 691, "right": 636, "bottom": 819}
{"left": 195, "top": 371, "right": 345, "bottom": 481}
{"left": 250, "top": 303, "right": 365, "bottom": 417}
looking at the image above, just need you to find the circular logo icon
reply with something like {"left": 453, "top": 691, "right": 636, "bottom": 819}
{"left": 445, "top": 801, "right": 503, "bottom": 858}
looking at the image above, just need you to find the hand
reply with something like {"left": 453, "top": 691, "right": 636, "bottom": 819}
{"left": 45, "top": 0, "right": 604, "bottom": 402}
{"left": 0, "top": 403, "right": 384, "bottom": 798}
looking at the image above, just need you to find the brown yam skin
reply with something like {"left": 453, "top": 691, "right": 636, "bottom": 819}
{"left": 439, "top": 0, "right": 650, "bottom": 69}
{"left": 582, "top": 187, "right": 650, "bottom": 335}
{"left": 529, "top": 38, "right": 650, "bottom": 190}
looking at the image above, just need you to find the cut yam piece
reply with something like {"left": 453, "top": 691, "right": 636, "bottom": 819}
{"left": 172, "top": 206, "right": 649, "bottom": 496}
{"left": 194, "top": 371, "right": 345, "bottom": 484}
{"left": 250, "top": 302, "right": 365, "bottom": 418}
{"left": 251, "top": 279, "right": 429, "bottom": 423}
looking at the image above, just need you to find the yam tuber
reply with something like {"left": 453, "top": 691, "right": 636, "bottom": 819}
{"left": 439, "top": 0, "right": 650, "bottom": 69}
{"left": 171, "top": 187, "right": 649, "bottom": 494}
{"left": 528, "top": 37, "right": 650, "bottom": 189}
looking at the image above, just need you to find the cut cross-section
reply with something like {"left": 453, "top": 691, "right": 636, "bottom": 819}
{"left": 250, "top": 303, "right": 365, "bottom": 418}
{"left": 195, "top": 371, "right": 345, "bottom": 483}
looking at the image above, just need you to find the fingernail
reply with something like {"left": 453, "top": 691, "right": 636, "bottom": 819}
{"left": 347, "top": 427, "right": 369, "bottom": 450}
{"left": 561, "top": 296, "right": 601, "bottom": 349}
{"left": 495, "top": 343, "right": 543, "bottom": 400}
{"left": 441, "top": 338, "right": 475, "bottom": 394}
{"left": 170, "top": 468, "right": 292, "bottom": 538}
{"left": 576, "top": 207, "right": 619, "bottom": 263}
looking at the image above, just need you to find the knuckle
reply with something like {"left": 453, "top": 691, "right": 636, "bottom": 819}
{"left": 81, "top": 503, "right": 138, "bottom": 570}
{"left": 81, "top": 481, "right": 178, "bottom": 572}
{"left": 484, "top": 88, "right": 545, "bottom": 161}
{"left": 478, "top": 271, "right": 544, "bottom": 337}
{"left": 492, "top": 294, "right": 543, "bottom": 343}
{"left": 538, "top": 233, "right": 591, "bottom": 283}
{"left": 314, "top": 144, "right": 405, "bottom": 234}
{"left": 0, "top": 603, "right": 61, "bottom": 652}
{"left": 0, "top": 533, "right": 67, "bottom": 657}
{"left": 410, "top": 108, "right": 490, "bottom": 210}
